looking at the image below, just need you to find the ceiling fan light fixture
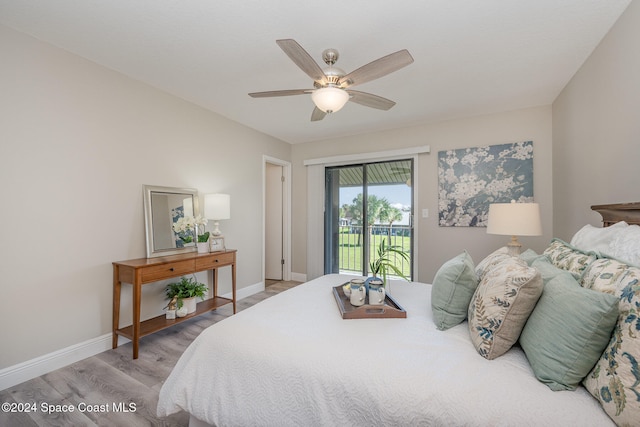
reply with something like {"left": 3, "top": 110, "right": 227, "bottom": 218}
{"left": 249, "top": 40, "right": 414, "bottom": 121}
{"left": 311, "top": 87, "right": 349, "bottom": 113}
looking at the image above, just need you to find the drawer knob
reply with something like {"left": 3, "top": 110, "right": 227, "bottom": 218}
{"left": 215, "top": 259, "right": 219, "bottom": 263}
{"left": 170, "top": 267, "right": 174, "bottom": 271}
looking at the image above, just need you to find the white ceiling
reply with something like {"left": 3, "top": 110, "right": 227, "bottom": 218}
{"left": 0, "top": 1, "right": 631, "bottom": 144}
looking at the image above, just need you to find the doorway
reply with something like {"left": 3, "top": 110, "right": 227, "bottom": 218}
{"left": 264, "top": 157, "right": 291, "bottom": 282}
{"left": 324, "top": 159, "right": 413, "bottom": 279}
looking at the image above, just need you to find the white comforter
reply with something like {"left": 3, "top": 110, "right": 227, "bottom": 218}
{"left": 157, "top": 274, "right": 613, "bottom": 426}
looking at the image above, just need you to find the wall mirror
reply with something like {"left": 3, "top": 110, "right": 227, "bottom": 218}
{"left": 143, "top": 185, "right": 200, "bottom": 258}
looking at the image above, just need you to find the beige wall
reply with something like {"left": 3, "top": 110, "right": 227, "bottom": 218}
{"left": 5, "top": 0, "right": 635, "bottom": 374}
{"left": 291, "top": 105, "right": 553, "bottom": 283}
{"left": 552, "top": 0, "right": 640, "bottom": 240}
{"left": 0, "top": 25, "right": 290, "bottom": 369}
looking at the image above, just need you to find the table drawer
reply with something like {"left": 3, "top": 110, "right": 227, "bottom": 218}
{"left": 196, "top": 252, "right": 235, "bottom": 270}
{"left": 141, "top": 260, "right": 195, "bottom": 283}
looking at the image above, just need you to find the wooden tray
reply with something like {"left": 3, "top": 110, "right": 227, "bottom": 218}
{"left": 332, "top": 284, "right": 407, "bottom": 319}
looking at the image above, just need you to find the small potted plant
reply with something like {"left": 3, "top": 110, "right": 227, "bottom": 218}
{"left": 368, "top": 240, "right": 410, "bottom": 290}
{"left": 195, "top": 215, "right": 210, "bottom": 254}
{"left": 173, "top": 215, "right": 209, "bottom": 252}
{"left": 165, "top": 276, "right": 208, "bottom": 316}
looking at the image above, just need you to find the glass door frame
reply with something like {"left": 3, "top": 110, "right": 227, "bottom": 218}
{"left": 324, "top": 158, "right": 414, "bottom": 280}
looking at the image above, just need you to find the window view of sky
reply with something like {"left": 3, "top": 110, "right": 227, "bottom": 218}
{"left": 340, "top": 184, "right": 412, "bottom": 224}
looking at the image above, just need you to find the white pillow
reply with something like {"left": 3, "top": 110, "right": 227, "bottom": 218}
{"left": 570, "top": 221, "right": 628, "bottom": 254}
{"left": 610, "top": 224, "right": 640, "bottom": 266}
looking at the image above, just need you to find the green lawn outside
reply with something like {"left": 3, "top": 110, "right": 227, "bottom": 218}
{"left": 338, "top": 227, "right": 411, "bottom": 277}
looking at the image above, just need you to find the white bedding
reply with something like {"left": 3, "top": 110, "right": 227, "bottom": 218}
{"left": 157, "top": 274, "right": 613, "bottom": 426}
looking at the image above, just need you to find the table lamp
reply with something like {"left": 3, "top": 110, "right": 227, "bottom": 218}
{"left": 204, "top": 193, "right": 231, "bottom": 236}
{"left": 487, "top": 200, "right": 542, "bottom": 256}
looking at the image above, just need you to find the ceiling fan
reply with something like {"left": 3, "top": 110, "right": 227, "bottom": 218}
{"left": 248, "top": 39, "right": 414, "bottom": 121}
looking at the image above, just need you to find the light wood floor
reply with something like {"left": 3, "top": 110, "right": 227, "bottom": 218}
{"left": 0, "top": 280, "right": 300, "bottom": 427}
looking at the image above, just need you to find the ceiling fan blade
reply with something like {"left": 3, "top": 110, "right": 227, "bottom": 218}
{"left": 347, "top": 90, "right": 396, "bottom": 110}
{"left": 276, "top": 39, "right": 327, "bottom": 84}
{"left": 311, "top": 107, "right": 327, "bottom": 121}
{"left": 248, "top": 89, "right": 310, "bottom": 98}
{"left": 339, "top": 49, "right": 414, "bottom": 88}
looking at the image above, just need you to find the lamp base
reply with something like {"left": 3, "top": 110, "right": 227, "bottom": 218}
{"left": 211, "top": 221, "right": 222, "bottom": 237}
{"left": 507, "top": 236, "right": 522, "bottom": 256}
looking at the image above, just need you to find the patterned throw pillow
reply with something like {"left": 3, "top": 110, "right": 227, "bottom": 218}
{"left": 475, "top": 247, "right": 510, "bottom": 282}
{"left": 581, "top": 257, "right": 630, "bottom": 295}
{"left": 468, "top": 256, "right": 543, "bottom": 360}
{"left": 543, "top": 238, "right": 597, "bottom": 279}
{"left": 583, "top": 266, "right": 640, "bottom": 426}
{"left": 431, "top": 251, "right": 479, "bottom": 330}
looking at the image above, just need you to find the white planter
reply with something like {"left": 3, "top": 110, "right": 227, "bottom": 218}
{"left": 182, "top": 297, "right": 197, "bottom": 314}
{"left": 196, "top": 242, "right": 209, "bottom": 254}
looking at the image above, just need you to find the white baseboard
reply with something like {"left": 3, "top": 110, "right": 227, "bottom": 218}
{"left": 0, "top": 281, "right": 266, "bottom": 392}
{"left": 291, "top": 272, "right": 307, "bottom": 282}
{"left": 0, "top": 333, "right": 119, "bottom": 391}
{"left": 222, "top": 280, "right": 264, "bottom": 300}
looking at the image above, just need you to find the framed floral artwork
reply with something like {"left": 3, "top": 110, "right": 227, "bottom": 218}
{"left": 438, "top": 141, "right": 534, "bottom": 227}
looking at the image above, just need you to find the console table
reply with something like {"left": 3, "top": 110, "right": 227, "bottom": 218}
{"left": 112, "top": 250, "right": 236, "bottom": 359}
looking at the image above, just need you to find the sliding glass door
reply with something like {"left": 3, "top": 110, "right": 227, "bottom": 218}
{"left": 325, "top": 159, "right": 413, "bottom": 279}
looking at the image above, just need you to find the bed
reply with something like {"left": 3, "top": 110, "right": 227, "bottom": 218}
{"left": 157, "top": 203, "right": 640, "bottom": 426}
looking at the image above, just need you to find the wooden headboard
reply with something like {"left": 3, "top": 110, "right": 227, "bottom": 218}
{"left": 591, "top": 202, "right": 640, "bottom": 227}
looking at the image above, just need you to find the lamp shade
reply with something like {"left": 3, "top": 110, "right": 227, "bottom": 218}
{"left": 487, "top": 201, "right": 542, "bottom": 236}
{"left": 204, "top": 193, "right": 230, "bottom": 220}
{"left": 311, "top": 87, "right": 349, "bottom": 113}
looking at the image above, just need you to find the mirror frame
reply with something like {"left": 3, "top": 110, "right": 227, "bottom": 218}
{"left": 143, "top": 185, "right": 200, "bottom": 258}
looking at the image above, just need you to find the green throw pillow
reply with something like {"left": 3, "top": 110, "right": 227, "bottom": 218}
{"left": 431, "top": 251, "right": 478, "bottom": 330}
{"left": 519, "top": 248, "right": 541, "bottom": 266}
{"left": 519, "top": 273, "right": 619, "bottom": 391}
{"left": 531, "top": 256, "right": 575, "bottom": 286}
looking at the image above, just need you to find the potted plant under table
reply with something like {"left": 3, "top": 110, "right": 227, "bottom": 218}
{"left": 165, "top": 276, "right": 208, "bottom": 317}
